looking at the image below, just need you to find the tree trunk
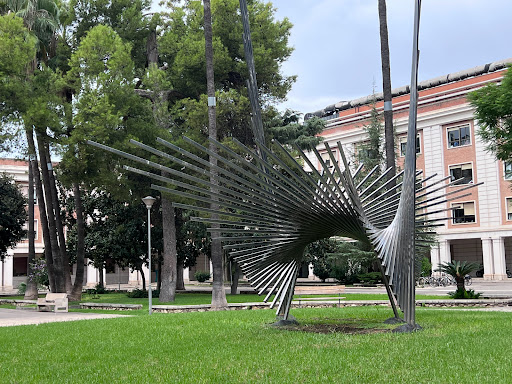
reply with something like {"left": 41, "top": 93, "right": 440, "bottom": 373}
{"left": 24, "top": 158, "right": 38, "bottom": 299}
{"left": 176, "top": 263, "right": 185, "bottom": 290}
{"left": 203, "top": 0, "right": 228, "bottom": 309}
{"left": 98, "top": 266, "right": 104, "bottom": 288}
{"left": 378, "top": 0, "right": 396, "bottom": 181}
{"left": 43, "top": 142, "right": 72, "bottom": 293}
{"left": 159, "top": 194, "right": 177, "bottom": 302}
{"left": 456, "top": 276, "right": 465, "bottom": 293}
{"left": 157, "top": 255, "right": 162, "bottom": 292}
{"left": 25, "top": 128, "right": 55, "bottom": 292}
{"left": 69, "top": 183, "right": 85, "bottom": 301}
{"left": 230, "top": 261, "right": 241, "bottom": 295}
{"left": 140, "top": 267, "right": 146, "bottom": 291}
{"left": 36, "top": 132, "right": 66, "bottom": 292}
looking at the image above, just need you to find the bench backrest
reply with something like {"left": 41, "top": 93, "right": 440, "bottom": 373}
{"left": 46, "top": 293, "right": 68, "bottom": 300}
{"left": 294, "top": 285, "right": 345, "bottom": 295}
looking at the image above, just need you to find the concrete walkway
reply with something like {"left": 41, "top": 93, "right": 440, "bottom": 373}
{"left": 0, "top": 308, "right": 130, "bottom": 327}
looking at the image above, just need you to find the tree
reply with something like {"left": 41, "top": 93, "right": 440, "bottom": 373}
{"left": 468, "top": 66, "right": 512, "bottom": 161}
{"left": 0, "top": 174, "right": 27, "bottom": 260}
{"left": 203, "top": 0, "right": 227, "bottom": 309}
{"left": 436, "top": 261, "right": 479, "bottom": 296}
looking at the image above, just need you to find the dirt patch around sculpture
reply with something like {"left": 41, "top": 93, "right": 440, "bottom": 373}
{"left": 274, "top": 317, "right": 393, "bottom": 335}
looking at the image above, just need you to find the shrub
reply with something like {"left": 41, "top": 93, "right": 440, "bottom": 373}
{"left": 28, "top": 258, "right": 49, "bottom": 289}
{"left": 195, "top": 271, "right": 211, "bottom": 283}
{"left": 126, "top": 289, "right": 160, "bottom": 298}
{"left": 448, "top": 289, "right": 482, "bottom": 299}
{"left": 356, "top": 272, "right": 383, "bottom": 285}
{"left": 17, "top": 283, "right": 26, "bottom": 295}
{"left": 421, "top": 257, "right": 432, "bottom": 277}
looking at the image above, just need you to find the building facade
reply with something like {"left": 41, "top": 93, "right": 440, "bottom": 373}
{"left": 306, "top": 58, "right": 512, "bottom": 280}
{"left": 0, "top": 159, "right": 203, "bottom": 291}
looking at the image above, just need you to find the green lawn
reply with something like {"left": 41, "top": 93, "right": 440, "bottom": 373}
{"left": 0, "top": 306, "right": 510, "bottom": 383}
{"left": 1, "top": 292, "right": 449, "bottom": 306}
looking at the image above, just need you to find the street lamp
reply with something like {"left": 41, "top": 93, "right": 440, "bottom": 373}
{"left": 142, "top": 196, "right": 156, "bottom": 315}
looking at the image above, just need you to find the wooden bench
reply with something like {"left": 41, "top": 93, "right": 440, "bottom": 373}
{"left": 37, "top": 293, "right": 68, "bottom": 313}
{"left": 294, "top": 285, "right": 345, "bottom": 296}
{"left": 293, "top": 285, "right": 344, "bottom": 300}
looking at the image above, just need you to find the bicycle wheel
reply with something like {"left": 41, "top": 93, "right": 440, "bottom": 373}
{"left": 429, "top": 277, "right": 439, "bottom": 287}
{"left": 417, "top": 277, "right": 426, "bottom": 287}
{"left": 465, "top": 275, "right": 472, "bottom": 286}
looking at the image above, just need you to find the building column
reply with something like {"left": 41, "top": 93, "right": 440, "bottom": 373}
{"left": 481, "top": 237, "right": 495, "bottom": 280}
{"left": 430, "top": 244, "right": 441, "bottom": 276}
{"left": 438, "top": 240, "right": 451, "bottom": 276}
{"left": 128, "top": 269, "right": 140, "bottom": 286}
{"left": 308, "top": 263, "right": 316, "bottom": 280}
{"left": 86, "top": 260, "right": 98, "bottom": 287}
{"left": 183, "top": 267, "right": 190, "bottom": 283}
{"left": 209, "top": 260, "right": 213, "bottom": 275}
{"left": 2, "top": 255, "right": 14, "bottom": 290}
{"left": 492, "top": 236, "right": 507, "bottom": 280}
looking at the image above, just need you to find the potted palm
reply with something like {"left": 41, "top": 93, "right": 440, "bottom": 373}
{"left": 436, "top": 261, "right": 480, "bottom": 299}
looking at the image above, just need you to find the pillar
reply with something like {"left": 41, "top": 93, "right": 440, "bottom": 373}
{"left": 2, "top": 255, "right": 14, "bottom": 290}
{"left": 430, "top": 244, "right": 440, "bottom": 276}
{"left": 128, "top": 269, "right": 140, "bottom": 286}
{"left": 86, "top": 260, "right": 98, "bottom": 287}
{"left": 492, "top": 236, "right": 507, "bottom": 280}
{"left": 438, "top": 240, "right": 451, "bottom": 272}
{"left": 481, "top": 237, "right": 494, "bottom": 280}
{"left": 183, "top": 267, "right": 190, "bottom": 283}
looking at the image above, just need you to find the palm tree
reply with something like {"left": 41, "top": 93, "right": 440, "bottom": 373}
{"left": 436, "top": 261, "right": 480, "bottom": 294}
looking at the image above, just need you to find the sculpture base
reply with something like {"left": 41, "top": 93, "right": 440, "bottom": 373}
{"left": 271, "top": 314, "right": 299, "bottom": 327}
{"left": 392, "top": 323, "right": 422, "bottom": 333}
{"left": 384, "top": 317, "right": 405, "bottom": 324}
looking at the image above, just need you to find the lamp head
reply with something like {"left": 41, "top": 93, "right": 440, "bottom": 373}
{"left": 142, "top": 196, "right": 156, "bottom": 209}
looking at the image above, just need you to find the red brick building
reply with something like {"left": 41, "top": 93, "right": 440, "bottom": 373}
{"left": 306, "top": 58, "right": 512, "bottom": 279}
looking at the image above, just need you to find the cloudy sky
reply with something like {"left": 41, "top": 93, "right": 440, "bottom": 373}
{"left": 259, "top": 0, "right": 511, "bottom": 115}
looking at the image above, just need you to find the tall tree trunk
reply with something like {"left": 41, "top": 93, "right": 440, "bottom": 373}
{"left": 203, "top": 0, "right": 228, "bottom": 309}
{"left": 43, "top": 142, "right": 72, "bottom": 293}
{"left": 378, "top": 0, "right": 395, "bottom": 180}
{"left": 25, "top": 128, "right": 55, "bottom": 292}
{"left": 157, "top": 256, "right": 162, "bottom": 292}
{"left": 159, "top": 194, "right": 177, "bottom": 302}
{"left": 98, "top": 266, "right": 104, "bottom": 288}
{"left": 24, "top": 158, "right": 38, "bottom": 299}
{"left": 230, "top": 260, "right": 241, "bottom": 295}
{"left": 176, "top": 263, "right": 185, "bottom": 290}
{"left": 69, "top": 183, "right": 85, "bottom": 301}
{"left": 139, "top": 267, "right": 146, "bottom": 291}
{"left": 35, "top": 132, "right": 66, "bottom": 292}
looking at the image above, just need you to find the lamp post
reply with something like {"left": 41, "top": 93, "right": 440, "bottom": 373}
{"left": 142, "top": 196, "right": 156, "bottom": 315}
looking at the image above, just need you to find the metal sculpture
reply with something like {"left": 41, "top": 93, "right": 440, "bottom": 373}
{"left": 88, "top": 0, "right": 481, "bottom": 331}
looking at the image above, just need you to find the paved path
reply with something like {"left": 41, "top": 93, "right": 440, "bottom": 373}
{"left": 0, "top": 308, "right": 130, "bottom": 327}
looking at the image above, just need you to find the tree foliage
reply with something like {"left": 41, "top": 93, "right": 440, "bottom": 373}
{"left": 0, "top": 174, "right": 27, "bottom": 259}
{"left": 469, "top": 66, "right": 512, "bottom": 161}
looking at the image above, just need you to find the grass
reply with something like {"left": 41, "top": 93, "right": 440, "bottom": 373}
{"left": 0, "top": 306, "right": 511, "bottom": 383}
{"left": 0, "top": 292, "right": 449, "bottom": 306}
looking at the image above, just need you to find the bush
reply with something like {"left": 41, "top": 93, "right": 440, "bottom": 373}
{"left": 448, "top": 289, "right": 482, "bottom": 299}
{"left": 17, "top": 283, "right": 26, "bottom": 295}
{"left": 356, "top": 272, "right": 382, "bottom": 285}
{"left": 195, "top": 271, "right": 211, "bottom": 283}
{"left": 126, "top": 289, "right": 160, "bottom": 298}
{"left": 421, "top": 257, "right": 432, "bottom": 277}
{"left": 331, "top": 264, "right": 359, "bottom": 285}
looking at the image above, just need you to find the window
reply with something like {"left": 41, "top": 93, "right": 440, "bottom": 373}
{"left": 505, "top": 162, "right": 512, "bottom": 180}
{"left": 399, "top": 135, "right": 421, "bottom": 157}
{"left": 447, "top": 124, "right": 471, "bottom": 148}
{"left": 452, "top": 202, "right": 476, "bottom": 224}
{"left": 506, "top": 198, "right": 512, "bottom": 221}
{"left": 449, "top": 163, "right": 473, "bottom": 185}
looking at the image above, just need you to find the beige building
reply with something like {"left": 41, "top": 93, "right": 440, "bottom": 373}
{"left": 306, "top": 58, "right": 512, "bottom": 279}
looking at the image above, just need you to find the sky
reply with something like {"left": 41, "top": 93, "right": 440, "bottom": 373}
{"left": 267, "top": 0, "right": 511, "bottom": 115}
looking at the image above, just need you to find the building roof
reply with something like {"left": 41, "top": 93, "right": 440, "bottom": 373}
{"left": 305, "top": 58, "right": 512, "bottom": 121}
